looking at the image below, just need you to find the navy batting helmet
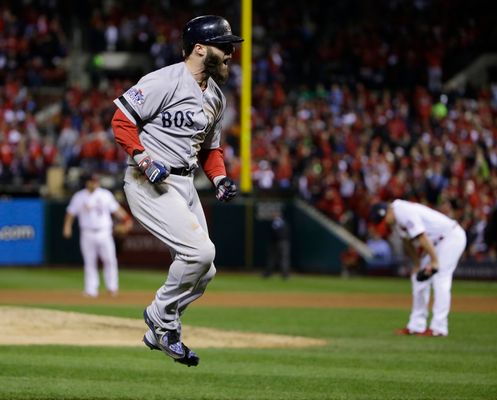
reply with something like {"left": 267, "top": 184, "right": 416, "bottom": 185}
{"left": 182, "top": 15, "right": 243, "bottom": 55}
{"left": 369, "top": 202, "right": 389, "bottom": 224}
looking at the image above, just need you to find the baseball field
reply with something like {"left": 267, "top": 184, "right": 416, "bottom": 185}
{"left": 0, "top": 267, "right": 496, "bottom": 400}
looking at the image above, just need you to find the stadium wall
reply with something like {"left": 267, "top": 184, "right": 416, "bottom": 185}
{"left": 2, "top": 198, "right": 495, "bottom": 278}
{"left": 0, "top": 198, "right": 348, "bottom": 273}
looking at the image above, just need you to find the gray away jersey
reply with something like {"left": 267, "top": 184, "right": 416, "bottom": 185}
{"left": 114, "top": 62, "right": 226, "bottom": 169}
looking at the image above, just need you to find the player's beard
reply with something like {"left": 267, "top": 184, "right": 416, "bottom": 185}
{"left": 204, "top": 48, "right": 229, "bottom": 85}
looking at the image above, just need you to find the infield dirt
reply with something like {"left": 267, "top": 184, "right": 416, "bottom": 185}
{"left": 0, "top": 290, "right": 494, "bottom": 348}
{"left": 0, "top": 305, "right": 326, "bottom": 349}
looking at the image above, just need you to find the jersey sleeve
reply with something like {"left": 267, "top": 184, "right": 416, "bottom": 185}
{"left": 111, "top": 108, "right": 145, "bottom": 156}
{"left": 105, "top": 191, "right": 120, "bottom": 214}
{"left": 394, "top": 205, "right": 425, "bottom": 239}
{"left": 113, "top": 70, "right": 175, "bottom": 125}
{"left": 66, "top": 193, "right": 81, "bottom": 216}
{"left": 199, "top": 147, "right": 227, "bottom": 181}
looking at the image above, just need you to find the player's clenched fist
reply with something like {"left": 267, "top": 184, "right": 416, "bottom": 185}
{"left": 216, "top": 177, "right": 237, "bottom": 202}
{"left": 134, "top": 152, "right": 170, "bottom": 184}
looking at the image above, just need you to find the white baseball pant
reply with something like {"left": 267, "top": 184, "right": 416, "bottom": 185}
{"left": 80, "top": 230, "right": 118, "bottom": 297}
{"left": 407, "top": 225, "right": 467, "bottom": 336}
{"left": 124, "top": 167, "right": 216, "bottom": 333}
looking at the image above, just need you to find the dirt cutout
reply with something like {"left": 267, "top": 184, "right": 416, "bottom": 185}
{"left": 0, "top": 290, "right": 495, "bottom": 312}
{"left": 0, "top": 306, "right": 327, "bottom": 348}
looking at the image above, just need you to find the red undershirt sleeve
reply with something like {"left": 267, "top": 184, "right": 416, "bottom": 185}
{"left": 111, "top": 108, "right": 145, "bottom": 156}
{"left": 198, "top": 147, "right": 227, "bottom": 182}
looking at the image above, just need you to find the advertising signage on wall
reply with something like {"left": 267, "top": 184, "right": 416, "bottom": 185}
{"left": 0, "top": 199, "right": 44, "bottom": 265}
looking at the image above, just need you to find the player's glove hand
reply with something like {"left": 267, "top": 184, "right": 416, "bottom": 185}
{"left": 134, "top": 152, "right": 169, "bottom": 184}
{"left": 216, "top": 177, "right": 237, "bottom": 202}
{"left": 416, "top": 267, "right": 438, "bottom": 282}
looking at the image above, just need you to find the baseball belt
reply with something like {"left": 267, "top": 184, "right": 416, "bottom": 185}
{"left": 169, "top": 167, "right": 195, "bottom": 176}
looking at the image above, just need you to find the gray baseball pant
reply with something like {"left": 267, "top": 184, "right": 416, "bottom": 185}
{"left": 124, "top": 166, "right": 216, "bottom": 332}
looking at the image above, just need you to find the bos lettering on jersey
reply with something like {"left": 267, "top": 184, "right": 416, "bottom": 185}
{"left": 160, "top": 110, "right": 195, "bottom": 128}
{"left": 114, "top": 62, "right": 225, "bottom": 168}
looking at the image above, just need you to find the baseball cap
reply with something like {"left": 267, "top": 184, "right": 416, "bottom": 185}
{"left": 80, "top": 172, "right": 100, "bottom": 184}
{"left": 369, "top": 202, "right": 388, "bottom": 224}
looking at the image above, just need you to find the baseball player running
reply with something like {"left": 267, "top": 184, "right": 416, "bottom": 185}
{"left": 63, "top": 173, "right": 132, "bottom": 297}
{"left": 111, "top": 15, "right": 243, "bottom": 367}
{"left": 369, "top": 200, "right": 467, "bottom": 336}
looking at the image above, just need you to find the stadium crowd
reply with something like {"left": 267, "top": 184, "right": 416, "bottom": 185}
{"left": 0, "top": 1, "right": 68, "bottom": 87}
{"left": 1, "top": 0, "right": 497, "bottom": 261}
{"left": 241, "top": 83, "right": 497, "bottom": 262}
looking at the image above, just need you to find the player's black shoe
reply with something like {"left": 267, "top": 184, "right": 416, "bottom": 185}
{"left": 143, "top": 329, "right": 199, "bottom": 367}
{"left": 143, "top": 309, "right": 185, "bottom": 359}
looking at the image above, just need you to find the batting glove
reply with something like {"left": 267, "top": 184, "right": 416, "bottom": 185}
{"left": 216, "top": 177, "right": 238, "bottom": 202}
{"left": 134, "top": 152, "right": 169, "bottom": 184}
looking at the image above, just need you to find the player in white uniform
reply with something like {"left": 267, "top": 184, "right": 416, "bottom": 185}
{"left": 110, "top": 15, "right": 243, "bottom": 367}
{"left": 63, "top": 173, "right": 132, "bottom": 297}
{"left": 369, "top": 200, "right": 467, "bottom": 336}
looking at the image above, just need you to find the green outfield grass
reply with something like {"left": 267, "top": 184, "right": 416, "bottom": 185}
{"left": 0, "top": 267, "right": 496, "bottom": 400}
{"left": 2, "top": 267, "right": 497, "bottom": 296}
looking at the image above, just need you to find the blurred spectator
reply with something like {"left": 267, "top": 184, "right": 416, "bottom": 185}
{"left": 253, "top": 160, "right": 275, "bottom": 190}
{"left": 484, "top": 202, "right": 497, "bottom": 259}
{"left": 467, "top": 208, "right": 489, "bottom": 261}
{"left": 264, "top": 209, "right": 291, "bottom": 279}
{"left": 57, "top": 117, "right": 79, "bottom": 167}
{"left": 366, "top": 229, "right": 395, "bottom": 270}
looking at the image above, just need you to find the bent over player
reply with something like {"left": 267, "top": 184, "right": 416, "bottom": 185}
{"left": 111, "top": 15, "right": 243, "bottom": 367}
{"left": 369, "top": 200, "right": 466, "bottom": 336}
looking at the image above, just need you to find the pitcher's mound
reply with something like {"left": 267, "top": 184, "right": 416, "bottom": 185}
{"left": 0, "top": 306, "right": 326, "bottom": 348}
